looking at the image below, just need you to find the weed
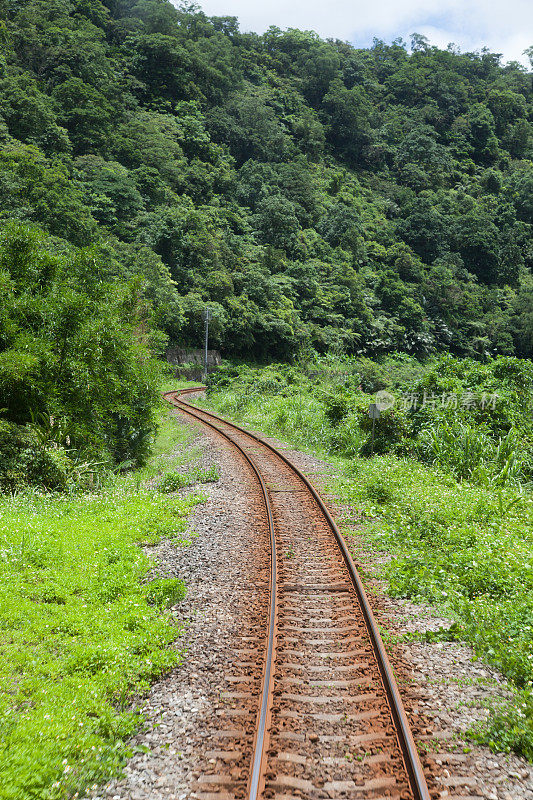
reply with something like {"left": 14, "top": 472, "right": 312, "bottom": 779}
{"left": 144, "top": 578, "right": 186, "bottom": 608}
{"left": 158, "top": 471, "right": 191, "bottom": 491}
{"left": 0, "top": 398, "right": 200, "bottom": 798}
{"left": 158, "top": 464, "right": 220, "bottom": 493}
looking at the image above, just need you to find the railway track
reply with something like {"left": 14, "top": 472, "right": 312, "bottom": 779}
{"left": 164, "top": 387, "right": 434, "bottom": 800}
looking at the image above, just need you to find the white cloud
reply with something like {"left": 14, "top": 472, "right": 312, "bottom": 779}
{"left": 192, "top": 0, "right": 533, "bottom": 65}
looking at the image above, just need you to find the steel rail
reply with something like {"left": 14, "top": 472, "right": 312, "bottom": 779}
{"left": 165, "top": 387, "right": 431, "bottom": 800}
{"left": 163, "top": 390, "right": 276, "bottom": 800}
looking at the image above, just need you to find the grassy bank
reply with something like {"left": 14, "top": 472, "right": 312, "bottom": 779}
{"left": 200, "top": 359, "right": 533, "bottom": 760}
{"left": 0, "top": 391, "right": 205, "bottom": 800}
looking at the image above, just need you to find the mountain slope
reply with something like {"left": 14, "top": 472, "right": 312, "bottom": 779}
{"left": 0, "top": 0, "right": 532, "bottom": 358}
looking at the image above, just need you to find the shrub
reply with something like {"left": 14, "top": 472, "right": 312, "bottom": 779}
{"left": 329, "top": 412, "right": 365, "bottom": 456}
{"left": 358, "top": 404, "right": 412, "bottom": 457}
{"left": 158, "top": 464, "right": 219, "bottom": 492}
{"left": 476, "top": 689, "right": 533, "bottom": 762}
{"left": 410, "top": 355, "right": 533, "bottom": 485}
{"left": 0, "top": 221, "right": 162, "bottom": 478}
{"left": 0, "top": 421, "right": 70, "bottom": 491}
{"left": 206, "top": 363, "right": 244, "bottom": 391}
{"left": 352, "top": 357, "right": 389, "bottom": 392}
{"left": 158, "top": 471, "right": 190, "bottom": 492}
{"left": 322, "top": 390, "right": 352, "bottom": 424}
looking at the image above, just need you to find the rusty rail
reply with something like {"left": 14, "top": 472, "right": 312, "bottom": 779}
{"left": 164, "top": 387, "right": 431, "bottom": 800}
{"left": 165, "top": 388, "right": 276, "bottom": 799}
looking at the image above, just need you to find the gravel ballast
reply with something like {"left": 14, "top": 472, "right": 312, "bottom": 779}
{"left": 92, "top": 413, "right": 532, "bottom": 800}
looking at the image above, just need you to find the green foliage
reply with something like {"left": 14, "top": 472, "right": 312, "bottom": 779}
{"left": 158, "top": 470, "right": 192, "bottom": 492}
{"left": 0, "top": 490, "right": 197, "bottom": 797}
{"left": 203, "top": 359, "right": 533, "bottom": 759}
{"left": 157, "top": 464, "right": 219, "bottom": 492}
{"left": 144, "top": 577, "right": 186, "bottom": 608}
{"left": 52, "top": 78, "right": 112, "bottom": 154}
{"left": 358, "top": 404, "right": 411, "bottom": 457}
{"left": 0, "top": 0, "right": 531, "bottom": 361}
{"left": 0, "top": 421, "right": 71, "bottom": 492}
{"left": 323, "top": 390, "right": 352, "bottom": 424}
{"left": 409, "top": 355, "right": 533, "bottom": 484}
{"left": 0, "top": 221, "right": 162, "bottom": 476}
{"left": 416, "top": 422, "right": 527, "bottom": 486}
{"left": 474, "top": 690, "right": 533, "bottom": 761}
{"left": 206, "top": 355, "right": 533, "bottom": 487}
{"left": 0, "top": 397, "right": 200, "bottom": 798}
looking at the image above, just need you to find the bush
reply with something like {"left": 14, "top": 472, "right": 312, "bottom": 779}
{"left": 0, "top": 222, "right": 162, "bottom": 477}
{"left": 158, "top": 464, "right": 219, "bottom": 492}
{"left": 329, "top": 413, "right": 365, "bottom": 456}
{"left": 410, "top": 355, "right": 533, "bottom": 485}
{"left": 206, "top": 363, "right": 243, "bottom": 391}
{"left": 416, "top": 422, "right": 529, "bottom": 486}
{"left": 352, "top": 357, "right": 390, "bottom": 392}
{"left": 204, "top": 356, "right": 533, "bottom": 485}
{"left": 158, "top": 471, "right": 191, "bottom": 492}
{"left": 411, "top": 354, "right": 533, "bottom": 437}
{"left": 0, "top": 421, "right": 70, "bottom": 491}
{"left": 323, "top": 390, "right": 352, "bottom": 424}
{"left": 358, "top": 403, "right": 412, "bottom": 457}
{"left": 475, "top": 689, "right": 533, "bottom": 761}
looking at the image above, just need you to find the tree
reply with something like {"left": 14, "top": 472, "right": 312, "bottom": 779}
{"left": 0, "top": 145, "right": 98, "bottom": 244}
{"left": 128, "top": 33, "right": 198, "bottom": 101}
{"left": 52, "top": 78, "right": 112, "bottom": 154}
{"left": 451, "top": 212, "right": 501, "bottom": 283}
{"left": 322, "top": 78, "right": 372, "bottom": 164}
{"left": 0, "top": 74, "right": 70, "bottom": 153}
{"left": 75, "top": 155, "right": 144, "bottom": 233}
{"left": 510, "top": 167, "right": 533, "bottom": 224}
{"left": 0, "top": 0, "right": 531, "bottom": 368}
{"left": 318, "top": 203, "right": 362, "bottom": 249}
{"left": 394, "top": 127, "right": 452, "bottom": 189}
{"left": 254, "top": 196, "right": 300, "bottom": 251}
{"left": 206, "top": 89, "right": 294, "bottom": 164}
{"left": 467, "top": 103, "right": 499, "bottom": 164}
{"left": 396, "top": 195, "right": 449, "bottom": 263}
{"left": 512, "top": 275, "right": 533, "bottom": 356}
{"left": 0, "top": 221, "right": 160, "bottom": 465}
{"left": 299, "top": 42, "right": 340, "bottom": 105}
{"left": 486, "top": 89, "right": 527, "bottom": 136}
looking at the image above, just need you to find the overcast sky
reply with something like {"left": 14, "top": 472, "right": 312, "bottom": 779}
{"left": 194, "top": 0, "right": 533, "bottom": 67}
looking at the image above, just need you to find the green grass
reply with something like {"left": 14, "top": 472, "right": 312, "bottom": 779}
{"left": 339, "top": 456, "right": 533, "bottom": 759}
{"left": 158, "top": 464, "right": 220, "bottom": 493}
{"left": 202, "top": 375, "right": 533, "bottom": 760}
{"left": 0, "top": 396, "right": 202, "bottom": 800}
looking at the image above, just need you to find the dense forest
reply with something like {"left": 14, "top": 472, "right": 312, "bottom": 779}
{"left": 1, "top": 0, "right": 533, "bottom": 358}
{"left": 0, "top": 0, "right": 532, "bottom": 468}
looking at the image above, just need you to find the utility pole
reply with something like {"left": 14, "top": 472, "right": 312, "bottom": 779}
{"left": 203, "top": 306, "right": 211, "bottom": 381}
{"left": 368, "top": 403, "right": 380, "bottom": 456}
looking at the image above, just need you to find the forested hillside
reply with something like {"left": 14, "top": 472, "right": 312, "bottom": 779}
{"left": 0, "top": 0, "right": 532, "bottom": 362}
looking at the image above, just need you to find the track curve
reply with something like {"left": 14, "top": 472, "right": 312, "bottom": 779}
{"left": 164, "top": 387, "right": 432, "bottom": 800}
